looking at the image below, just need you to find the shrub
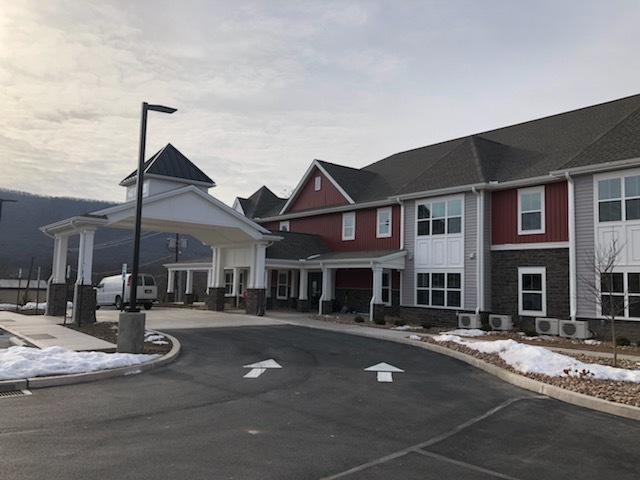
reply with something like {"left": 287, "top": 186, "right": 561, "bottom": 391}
{"left": 616, "top": 337, "right": 631, "bottom": 346}
{"left": 354, "top": 315, "right": 365, "bottom": 323}
{"left": 394, "top": 319, "right": 406, "bottom": 327}
{"left": 421, "top": 322, "right": 432, "bottom": 330}
{"left": 374, "top": 317, "right": 386, "bottom": 325}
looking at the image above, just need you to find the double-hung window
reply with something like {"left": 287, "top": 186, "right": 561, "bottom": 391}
{"left": 342, "top": 212, "right": 355, "bottom": 241}
{"left": 277, "top": 271, "right": 288, "bottom": 299}
{"left": 224, "top": 271, "right": 233, "bottom": 296}
{"left": 416, "top": 272, "right": 461, "bottom": 308}
{"left": 518, "top": 187, "right": 545, "bottom": 234}
{"left": 382, "top": 272, "right": 390, "bottom": 305}
{"left": 518, "top": 267, "right": 546, "bottom": 316}
{"left": 599, "top": 272, "right": 640, "bottom": 318}
{"left": 377, "top": 207, "right": 392, "bottom": 238}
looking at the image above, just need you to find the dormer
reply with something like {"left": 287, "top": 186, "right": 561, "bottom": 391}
{"left": 120, "top": 143, "right": 216, "bottom": 201}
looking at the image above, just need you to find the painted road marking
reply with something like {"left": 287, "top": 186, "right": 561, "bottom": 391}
{"left": 243, "top": 359, "right": 282, "bottom": 379}
{"left": 364, "top": 362, "right": 404, "bottom": 383}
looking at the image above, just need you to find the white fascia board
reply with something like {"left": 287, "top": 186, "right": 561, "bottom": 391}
{"left": 232, "top": 198, "right": 245, "bottom": 215}
{"left": 144, "top": 173, "right": 216, "bottom": 188}
{"left": 491, "top": 241, "right": 569, "bottom": 251}
{"left": 40, "top": 216, "right": 109, "bottom": 235}
{"left": 393, "top": 182, "right": 487, "bottom": 201}
{"left": 279, "top": 159, "right": 355, "bottom": 215}
{"left": 550, "top": 157, "right": 640, "bottom": 177}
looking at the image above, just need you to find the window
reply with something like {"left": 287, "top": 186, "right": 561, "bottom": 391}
{"left": 279, "top": 221, "right": 290, "bottom": 232}
{"left": 224, "top": 271, "right": 233, "bottom": 295}
{"left": 518, "top": 187, "right": 545, "bottom": 234}
{"left": 382, "top": 272, "right": 390, "bottom": 305}
{"left": 597, "top": 174, "right": 640, "bottom": 222}
{"left": 314, "top": 176, "right": 322, "bottom": 191}
{"left": 342, "top": 212, "right": 355, "bottom": 241}
{"left": 518, "top": 267, "right": 546, "bottom": 316}
{"left": 416, "top": 272, "right": 461, "bottom": 308}
{"left": 377, "top": 207, "right": 392, "bottom": 238}
{"left": 277, "top": 271, "right": 288, "bottom": 299}
{"left": 417, "top": 198, "right": 462, "bottom": 236}
{"left": 600, "top": 272, "right": 640, "bottom": 318}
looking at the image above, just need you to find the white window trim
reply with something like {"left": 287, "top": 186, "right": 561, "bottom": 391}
{"left": 276, "top": 270, "right": 288, "bottom": 300}
{"left": 224, "top": 270, "right": 234, "bottom": 297}
{"left": 342, "top": 212, "right": 355, "bottom": 241}
{"left": 382, "top": 272, "right": 391, "bottom": 306}
{"left": 377, "top": 207, "right": 392, "bottom": 238}
{"left": 415, "top": 195, "right": 464, "bottom": 238}
{"left": 314, "top": 176, "right": 322, "bottom": 191}
{"left": 518, "top": 267, "right": 547, "bottom": 316}
{"left": 279, "top": 221, "right": 290, "bottom": 232}
{"left": 517, "top": 186, "right": 545, "bottom": 235}
{"left": 414, "top": 270, "right": 463, "bottom": 309}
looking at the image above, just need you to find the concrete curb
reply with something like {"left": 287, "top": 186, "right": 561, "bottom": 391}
{"left": 362, "top": 331, "right": 640, "bottom": 422}
{"left": 0, "top": 331, "right": 181, "bottom": 390}
{"left": 278, "top": 319, "right": 640, "bottom": 422}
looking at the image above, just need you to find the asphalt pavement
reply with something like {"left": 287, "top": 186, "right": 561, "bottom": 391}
{"left": 1, "top": 324, "right": 639, "bottom": 479}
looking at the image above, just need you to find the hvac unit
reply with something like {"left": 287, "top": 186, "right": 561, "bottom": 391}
{"left": 559, "top": 320, "right": 591, "bottom": 339}
{"left": 535, "top": 317, "right": 559, "bottom": 336}
{"left": 458, "top": 313, "right": 482, "bottom": 329}
{"left": 488, "top": 314, "right": 513, "bottom": 331}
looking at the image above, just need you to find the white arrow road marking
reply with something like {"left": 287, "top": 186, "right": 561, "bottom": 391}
{"left": 364, "top": 362, "right": 405, "bottom": 383}
{"left": 243, "top": 359, "right": 282, "bottom": 379}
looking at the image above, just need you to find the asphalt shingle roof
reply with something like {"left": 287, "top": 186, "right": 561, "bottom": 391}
{"left": 120, "top": 143, "right": 215, "bottom": 187}
{"left": 237, "top": 186, "right": 286, "bottom": 219}
{"left": 265, "top": 231, "right": 330, "bottom": 260}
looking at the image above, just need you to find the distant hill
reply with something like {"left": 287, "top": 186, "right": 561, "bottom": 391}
{"left": 0, "top": 189, "right": 212, "bottom": 294}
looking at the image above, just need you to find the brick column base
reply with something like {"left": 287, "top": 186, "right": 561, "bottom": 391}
{"left": 73, "top": 285, "right": 96, "bottom": 325}
{"left": 166, "top": 292, "right": 176, "bottom": 302}
{"left": 246, "top": 289, "right": 266, "bottom": 316}
{"left": 296, "top": 299, "right": 310, "bottom": 312}
{"left": 47, "top": 283, "right": 69, "bottom": 316}
{"left": 321, "top": 300, "right": 334, "bottom": 315}
{"left": 372, "top": 303, "right": 386, "bottom": 323}
{"left": 205, "top": 288, "right": 225, "bottom": 311}
{"left": 184, "top": 293, "right": 195, "bottom": 305}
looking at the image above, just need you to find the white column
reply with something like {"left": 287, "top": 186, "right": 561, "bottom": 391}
{"left": 254, "top": 243, "right": 267, "bottom": 289}
{"left": 185, "top": 270, "right": 194, "bottom": 294}
{"left": 290, "top": 269, "right": 299, "bottom": 299}
{"left": 232, "top": 267, "right": 239, "bottom": 297}
{"left": 320, "top": 265, "right": 334, "bottom": 314}
{"left": 52, "top": 234, "right": 69, "bottom": 283}
{"left": 370, "top": 265, "right": 383, "bottom": 321}
{"left": 205, "top": 268, "right": 211, "bottom": 295}
{"left": 298, "top": 268, "right": 308, "bottom": 301}
{"left": 212, "top": 247, "right": 224, "bottom": 288}
{"left": 75, "top": 229, "right": 96, "bottom": 285}
{"left": 265, "top": 269, "right": 272, "bottom": 298}
{"left": 167, "top": 269, "right": 175, "bottom": 294}
{"left": 246, "top": 244, "right": 256, "bottom": 289}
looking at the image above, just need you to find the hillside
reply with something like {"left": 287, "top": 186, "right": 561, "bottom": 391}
{"left": 0, "top": 189, "right": 212, "bottom": 294}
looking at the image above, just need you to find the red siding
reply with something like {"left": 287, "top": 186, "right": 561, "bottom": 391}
{"left": 335, "top": 269, "right": 400, "bottom": 289}
{"left": 287, "top": 205, "right": 401, "bottom": 251}
{"left": 288, "top": 167, "right": 349, "bottom": 212}
{"left": 492, "top": 182, "right": 568, "bottom": 244}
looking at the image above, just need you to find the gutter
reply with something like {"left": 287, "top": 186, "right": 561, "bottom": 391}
{"left": 550, "top": 157, "right": 640, "bottom": 177}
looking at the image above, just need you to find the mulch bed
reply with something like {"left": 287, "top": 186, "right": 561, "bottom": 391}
{"left": 65, "top": 321, "right": 172, "bottom": 355}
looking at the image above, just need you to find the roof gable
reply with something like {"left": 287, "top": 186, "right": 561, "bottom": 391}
{"left": 237, "top": 186, "right": 286, "bottom": 219}
{"left": 120, "top": 143, "right": 215, "bottom": 187}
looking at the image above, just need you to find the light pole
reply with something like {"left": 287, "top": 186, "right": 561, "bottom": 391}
{"left": 128, "top": 102, "right": 177, "bottom": 313}
{"left": 118, "top": 102, "right": 176, "bottom": 354}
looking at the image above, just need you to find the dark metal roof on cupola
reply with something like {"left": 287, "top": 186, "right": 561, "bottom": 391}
{"left": 119, "top": 143, "right": 216, "bottom": 187}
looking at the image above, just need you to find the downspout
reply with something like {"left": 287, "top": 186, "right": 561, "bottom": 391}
{"left": 565, "top": 172, "right": 577, "bottom": 321}
{"left": 395, "top": 197, "right": 404, "bottom": 250}
{"left": 472, "top": 187, "right": 482, "bottom": 315}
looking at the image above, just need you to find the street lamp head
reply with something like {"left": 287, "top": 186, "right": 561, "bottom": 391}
{"left": 146, "top": 103, "right": 177, "bottom": 114}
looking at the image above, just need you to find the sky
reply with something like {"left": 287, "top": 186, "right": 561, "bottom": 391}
{"left": 2, "top": 1, "right": 640, "bottom": 207}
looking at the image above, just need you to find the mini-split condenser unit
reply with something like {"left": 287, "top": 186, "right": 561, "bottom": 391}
{"left": 535, "top": 317, "right": 559, "bottom": 336}
{"left": 458, "top": 313, "right": 482, "bottom": 329}
{"left": 488, "top": 314, "right": 513, "bottom": 331}
{"left": 559, "top": 320, "right": 591, "bottom": 339}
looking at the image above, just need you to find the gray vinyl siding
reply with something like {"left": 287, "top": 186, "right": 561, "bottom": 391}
{"left": 574, "top": 174, "right": 596, "bottom": 317}
{"left": 483, "top": 190, "right": 492, "bottom": 311}
{"left": 401, "top": 199, "right": 415, "bottom": 306}
{"left": 464, "top": 191, "right": 478, "bottom": 309}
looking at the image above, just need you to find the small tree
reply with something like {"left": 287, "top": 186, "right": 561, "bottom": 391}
{"left": 581, "top": 236, "right": 628, "bottom": 367}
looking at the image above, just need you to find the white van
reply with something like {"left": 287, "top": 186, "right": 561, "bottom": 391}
{"left": 95, "top": 273, "right": 157, "bottom": 310}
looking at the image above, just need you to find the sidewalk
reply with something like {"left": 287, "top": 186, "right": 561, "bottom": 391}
{"left": 0, "top": 311, "right": 115, "bottom": 350}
